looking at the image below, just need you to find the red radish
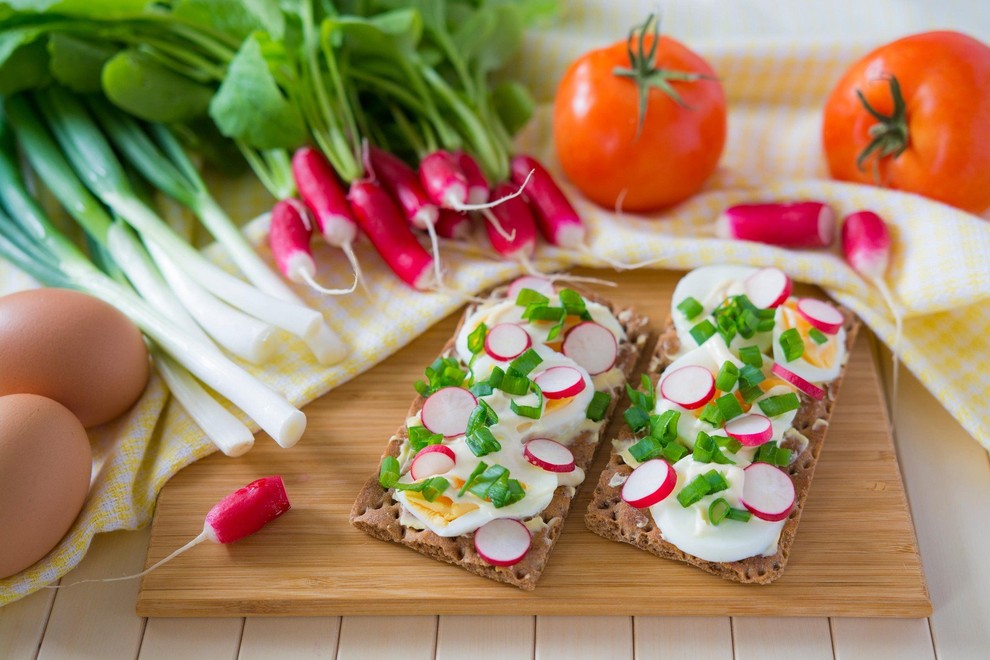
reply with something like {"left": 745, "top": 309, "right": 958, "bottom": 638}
{"left": 292, "top": 147, "right": 359, "bottom": 246}
{"left": 420, "top": 150, "right": 470, "bottom": 209}
{"left": 483, "top": 181, "right": 538, "bottom": 260}
{"left": 744, "top": 267, "right": 792, "bottom": 309}
{"left": 796, "top": 298, "right": 844, "bottom": 335}
{"left": 621, "top": 459, "right": 677, "bottom": 508}
{"left": 770, "top": 362, "right": 825, "bottom": 400}
{"left": 474, "top": 518, "right": 531, "bottom": 566}
{"left": 368, "top": 146, "right": 439, "bottom": 229}
{"left": 562, "top": 322, "right": 617, "bottom": 375}
{"left": 421, "top": 386, "right": 477, "bottom": 437}
{"left": 724, "top": 414, "right": 773, "bottom": 447}
{"left": 484, "top": 323, "right": 532, "bottom": 361}
{"left": 507, "top": 275, "right": 555, "bottom": 299}
{"left": 716, "top": 201, "right": 835, "bottom": 248}
{"left": 347, "top": 180, "right": 435, "bottom": 290}
{"left": 524, "top": 438, "right": 576, "bottom": 473}
{"left": 435, "top": 208, "right": 472, "bottom": 239}
{"left": 534, "top": 366, "right": 586, "bottom": 400}
{"left": 456, "top": 151, "right": 490, "bottom": 205}
{"left": 410, "top": 444, "right": 457, "bottom": 480}
{"left": 511, "top": 154, "right": 586, "bottom": 249}
{"left": 268, "top": 199, "right": 356, "bottom": 294}
{"left": 741, "top": 463, "right": 795, "bottom": 522}
{"left": 659, "top": 365, "right": 715, "bottom": 410}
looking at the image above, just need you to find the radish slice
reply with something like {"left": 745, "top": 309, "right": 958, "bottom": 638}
{"left": 205, "top": 476, "right": 292, "bottom": 544}
{"left": 659, "top": 365, "right": 715, "bottom": 410}
{"left": 744, "top": 267, "right": 792, "bottom": 309}
{"left": 717, "top": 201, "right": 834, "bottom": 248}
{"left": 796, "top": 298, "right": 844, "bottom": 335}
{"left": 524, "top": 438, "right": 576, "bottom": 473}
{"left": 507, "top": 275, "right": 555, "bottom": 299}
{"left": 421, "top": 387, "right": 478, "bottom": 437}
{"left": 534, "top": 366, "right": 586, "bottom": 400}
{"left": 474, "top": 518, "right": 532, "bottom": 566}
{"left": 484, "top": 323, "right": 532, "bottom": 361}
{"left": 621, "top": 459, "right": 677, "bottom": 508}
{"left": 410, "top": 444, "right": 456, "bottom": 480}
{"left": 770, "top": 362, "right": 825, "bottom": 400}
{"left": 724, "top": 414, "right": 773, "bottom": 447}
{"left": 562, "top": 322, "right": 618, "bottom": 376}
{"left": 742, "top": 463, "right": 796, "bottom": 522}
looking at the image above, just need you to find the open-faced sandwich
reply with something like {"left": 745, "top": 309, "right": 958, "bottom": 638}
{"left": 351, "top": 277, "right": 650, "bottom": 590}
{"left": 586, "top": 265, "right": 860, "bottom": 584}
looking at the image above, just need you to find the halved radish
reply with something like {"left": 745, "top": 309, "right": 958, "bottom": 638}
{"left": 659, "top": 365, "right": 715, "bottom": 410}
{"left": 507, "top": 275, "right": 555, "bottom": 299}
{"left": 796, "top": 298, "right": 844, "bottom": 335}
{"left": 742, "top": 462, "right": 796, "bottom": 522}
{"left": 421, "top": 387, "right": 478, "bottom": 437}
{"left": 410, "top": 444, "right": 456, "bottom": 480}
{"left": 474, "top": 518, "right": 532, "bottom": 566}
{"left": 744, "top": 267, "right": 792, "bottom": 309}
{"left": 724, "top": 414, "right": 773, "bottom": 447}
{"left": 770, "top": 362, "right": 825, "bottom": 401}
{"left": 562, "top": 322, "right": 617, "bottom": 375}
{"left": 524, "top": 438, "right": 575, "bottom": 473}
{"left": 621, "top": 459, "right": 677, "bottom": 508}
{"left": 484, "top": 323, "right": 532, "bottom": 361}
{"left": 534, "top": 366, "right": 586, "bottom": 400}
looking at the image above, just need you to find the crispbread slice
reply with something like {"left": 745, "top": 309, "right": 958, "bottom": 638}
{"left": 585, "top": 307, "right": 860, "bottom": 584}
{"left": 350, "top": 285, "right": 652, "bottom": 590}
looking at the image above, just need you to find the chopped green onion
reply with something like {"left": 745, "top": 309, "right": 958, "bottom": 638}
{"left": 713, "top": 435, "right": 743, "bottom": 454}
{"left": 626, "top": 373, "right": 656, "bottom": 412}
{"left": 757, "top": 307, "right": 776, "bottom": 320}
{"left": 420, "top": 477, "right": 450, "bottom": 502}
{"left": 467, "top": 464, "right": 508, "bottom": 499}
{"left": 489, "top": 474, "right": 526, "bottom": 508}
{"left": 510, "top": 381, "right": 544, "bottom": 419}
{"left": 498, "top": 373, "right": 530, "bottom": 396}
{"left": 466, "top": 399, "right": 498, "bottom": 435}
{"left": 586, "top": 391, "right": 611, "bottom": 422}
{"left": 629, "top": 436, "right": 663, "bottom": 462}
{"left": 649, "top": 409, "right": 680, "bottom": 443}
{"left": 662, "top": 442, "right": 690, "bottom": 462}
{"left": 740, "top": 385, "right": 763, "bottom": 403}
{"left": 467, "top": 322, "right": 487, "bottom": 355}
{"left": 489, "top": 367, "right": 505, "bottom": 389}
{"left": 779, "top": 328, "right": 805, "bottom": 362}
{"left": 379, "top": 456, "right": 400, "bottom": 488}
{"left": 738, "top": 364, "right": 765, "bottom": 389}
{"left": 755, "top": 441, "right": 793, "bottom": 467}
{"left": 726, "top": 507, "right": 753, "bottom": 522}
{"left": 508, "top": 348, "right": 542, "bottom": 377}
{"left": 757, "top": 318, "right": 776, "bottom": 332}
{"left": 758, "top": 392, "right": 801, "bottom": 417}
{"left": 715, "top": 361, "right": 739, "bottom": 392}
{"left": 809, "top": 327, "right": 828, "bottom": 345}
{"left": 408, "top": 425, "right": 443, "bottom": 453}
{"left": 515, "top": 288, "right": 548, "bottom": 307}
{"left": 416, "top": 356, "right": 468, "bottom": 397}
{"left": 699, "top": 402, "right": 725, "bottom": 428}
{"left": 559, "top": 289, "right": 593, "bottom": 320}
{"left": 689, "top": 319, "right": 717, "bottom": 346}
{"left": 693, "top": 432, "right": 716, "bottom": 463}
{"left": 715, "top": 393, "right": 743, "bottom": 421}
{"left": 703, "top": 469, "right": 729, "bottom": 492}
{"left": 463, "top": 463, "right": 525, "bottom": 507}
{"left": 465, "top": 426, "right": 501, "bottom": 457}
{"left": 708, "top": 497, "right": 730, "bottom": 525}
{"left": 677, "top": 474, "right": 712, "bottom": 507}
{"left": 469, "top": 381, "right": 494, "bottom": 397}
{"left": 676, "top": 296, "right": 704, "bottom": 320}
{"left": 738, "top": 345, "right": 763, "bottom": 368}
{"left": 624, "top": 406, "right": 651, "bottom": 433}
{"left": 737, "top": 309, "right": 760, "bottom": 339}
{"left": 524, "top": 305, "right": 565, "bottom": 323}
{"left": 716, "top": 313, "right": 737, "bottom": 344}
{"left": 459, "top": 461, "right": 489, "bottom": 496}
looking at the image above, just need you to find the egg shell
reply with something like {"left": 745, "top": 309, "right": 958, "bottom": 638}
{"left": 0, "top": 288, "right": 150, "bottom": 427}
{"left": 0, "top": 393, "right": 92, "bottom": 579}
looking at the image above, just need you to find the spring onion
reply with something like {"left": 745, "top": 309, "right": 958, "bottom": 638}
{"left": 649, "top": 410, "right": 680, "bottom": 444}
{"left": 758, "top": 392, "right": 801, "bottom": 417}
{"left": 624, "top": 406, "right": 651, "bottom": 434}
{"left": 715, "top": 361, "right": 739, "bottom": 392}
{"left": 689, "top": 319, "right": 717, "bottom": 345}
{"left": 408, "top": 425, "right": 443, "bottom": 453}
{"left": 467, "top": 323, "right": 487, "bottom": 355}
{"left": 379, "top": 456, "right": 401, "bottom": 488}
{"left": 726, "top": 508, "right": 752, "bottom": 522}
{"left": 755, "top": 441, "right": 793, "bottom": 467}
{"left": 586, "top": 391, "right": 611, "bottom": 422}
{"left": 809, "top": 327, "right": 828, "bottom": 345}
{"left": 629, "top": 437, "right": 663, "bottom": 463}
{"left": 715, "top": 393, "right": 743, "bottom": 421}
{"left": 778, "top": 327, "right": 805, "bottom": 362}
{"left": 663, "top": 442, "right": 689, "bottom": 462}
{"left": 515, "top": 288, "right": 549, "bottom": 307}
{"left": 739, "top": 364, "right": 765, "bottom": 389}
{"left": 739, "top": 345, "right": 763, "bottom": 368}
{"left": 676, "top": 296, "right": 703, "bottom": 320}
{"left": 510, "top": 381, "right": 543, "bottom": 419}
{"left": 708, "top": 497, "right": 730, "bottom": 525}
{"left": 508, "top": 348, "right": 542, "bottom": 377}
{"left": 699, "top": 402, "right": 725, "bottom": 428}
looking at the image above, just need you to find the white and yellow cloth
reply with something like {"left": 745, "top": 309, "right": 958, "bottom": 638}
{"left": 2, "top": 0, "right": 990, "bottom": 606}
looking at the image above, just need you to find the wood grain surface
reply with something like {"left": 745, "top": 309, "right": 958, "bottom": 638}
{"left": 135, "top": 269, "right": 930, "bottom": 618}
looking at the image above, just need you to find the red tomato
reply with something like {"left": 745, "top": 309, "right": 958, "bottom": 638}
{"left": 822, "top": 31, "right": 990, "bottom": 214}
{"left": 552, "top": 18, "right": 726, "bottom": 212}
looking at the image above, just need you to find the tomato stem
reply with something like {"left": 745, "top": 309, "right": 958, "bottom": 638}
{"left": 612, "top": 14, "right": 712, "bottom": 138}
{"left": 855, "top": 75, "right": 910, "bottom": 177}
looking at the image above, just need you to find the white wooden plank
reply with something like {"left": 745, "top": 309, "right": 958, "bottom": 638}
{"left": 336, "top": 616, "right": 437, "bottom": 660}
{"left": 238, "top": 617, "right": 339, "bottom": 659}
{"left": 831, "top": 618, "right": 933, "bottom": 660}
{"left": 634, "top": 617, "right": 732, "bottom": 660}
{"left": 139, "top": 618, "right": 243, "bottom": 660}
{"left": 732, "top": 617, "right": 832, "bottom": 660}
{"left": 37, "top": 528, "right": 149, "bottom": 660}
{"left": 879, "top": 346, "right": 990, "bottom": 658}
{"left": 535, "top": 616, "right": 632, "bottom": 660}
{"left": 436, "top": 616, "right": 534, "bottom": 660}
{"left": 0, "top": 583, "right": 57, "bottom": 659}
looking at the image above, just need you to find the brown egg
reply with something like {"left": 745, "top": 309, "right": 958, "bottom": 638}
{"left": 0, "top": 393, "right": 92, "bottom": 579}
{"left": 0, "top": 288, "right": 149, "bottom": 427}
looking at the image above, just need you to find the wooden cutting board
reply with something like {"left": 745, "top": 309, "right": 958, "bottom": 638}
{"left": 136, "top": 269, "right": 930, "bottom": 617}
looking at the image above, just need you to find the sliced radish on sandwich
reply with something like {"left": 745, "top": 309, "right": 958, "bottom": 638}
{"left": 724, "top": 414, "right": 773, "bottom": 447}
{"left": 421, "top": 387, "right": 477, "bottom": 437}
{"left": 744, "top": 267, "right": 792, "bottom": 309}
{"left": 484, "top": 323, "right": 532, "bottom": 361}
{"left": 562, "top": 322, "right": 617, "bottom": 375}
{"left": 796, "top": 298, "right": 844, "bottom": 335}
{"left": 534, "top": 366, "right": 586, "bottom": 400}
{"left": 524, "top": 438, "right": 575, "bottom": 473}
{"left": 621, "top": 459, "right": 677, "bottom": 508}
{"left": 474, "top": 518, "right": 532, "bottom": 566}
{"left": 507, "top": 275, "right": 555, "bottom": 300}
{"left": 659, "top": 365, "right": 715, "bottom": 410}
{"left": 409, "top": 444, "right": 456, "bottom": 480}
{"left": 770, "top": 362, "right": 825, "bottom": 400}
{"left": 742, "top": 462, "right": 796, "bottom": 522}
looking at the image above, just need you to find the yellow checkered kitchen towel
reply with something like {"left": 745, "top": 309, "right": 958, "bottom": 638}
{"left": 3, "top": 0, "right": 990, "bottom": 605}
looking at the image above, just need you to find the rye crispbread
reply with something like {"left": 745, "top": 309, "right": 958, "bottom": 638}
{"left": 350, "top": 284, "right": 652, "bottom": 590}
{"left": 585, "top": 307, "right": 860, "bottom": 584}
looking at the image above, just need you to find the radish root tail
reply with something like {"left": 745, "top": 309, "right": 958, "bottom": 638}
{"left": 424, "top": 219, "right": 445, "bottom": 289}
{"left": 340, "top": 240, "right": 371, "bottom": 299}
{"left": 299, "top": 266, "right": 358, "bottom": 295}
{"left": 518, "top": 253, "right": 617, "bottom": 288}
{"left": 450, "top": 169, "right": 534, "bottom": 212}
{"left": 481, "top": 208, "right": 517, "bottom": 242}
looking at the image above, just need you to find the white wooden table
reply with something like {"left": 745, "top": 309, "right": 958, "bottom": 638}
{"left": 2, "top": 339, "right": 988, "bottom": 659}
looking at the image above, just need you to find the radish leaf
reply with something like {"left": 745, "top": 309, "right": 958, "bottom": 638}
{"left": 102, "top": 49, "right": 214, "bottom": 123}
